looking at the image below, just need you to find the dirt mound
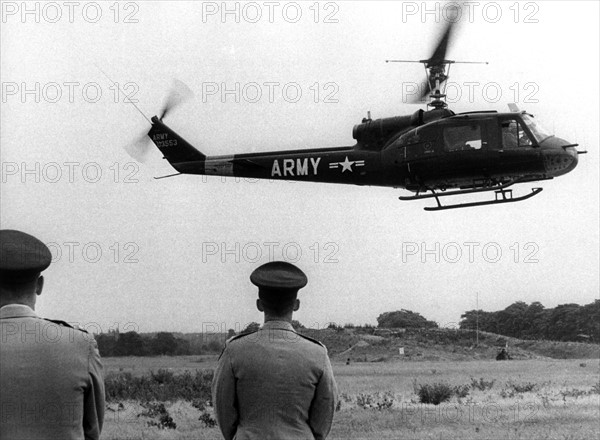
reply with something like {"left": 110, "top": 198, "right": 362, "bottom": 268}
{"left": 299, "top": 327, "right": 599, "bottom": 361}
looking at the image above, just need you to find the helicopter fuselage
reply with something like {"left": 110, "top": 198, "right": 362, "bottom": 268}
{"left": 152, "top": 109, "right": 579, "bottom": 195}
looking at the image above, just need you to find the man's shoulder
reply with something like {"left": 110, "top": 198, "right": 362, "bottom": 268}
{"left": 15, "top": 316, "right": 96, "bottom": 350}
{"left": 43, "top": 318, "right": 89, "bottom": 334}
{"left": 227, "top": 328, "right": 327, "bottom": 351}
{"left": 216, "top": 331, "right": 257, "bottom": 360}
{"left": 294, "top": 332, "right": 327, "bottom": 349}
{"left": 225, "top": 330, "right": 257, "bottom": 345}
{"left": 0, "top": 307, "right": 90, "bottom": 338}
{"left": 46, "top": 318, "right": 97, "bottom": 347}
{"left": 1, "top": 313, "right": 90, "bottom": 335}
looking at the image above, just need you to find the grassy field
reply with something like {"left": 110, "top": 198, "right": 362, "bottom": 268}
{"left": 101, "top": 356, "right": 600, "bottom": 440}
{"left": 103, "top": 355, "right": 217, "bottom": 376}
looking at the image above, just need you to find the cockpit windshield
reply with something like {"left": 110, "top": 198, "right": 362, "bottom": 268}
{"left": 522, "top": 114, "right": 552, "bottom": 143}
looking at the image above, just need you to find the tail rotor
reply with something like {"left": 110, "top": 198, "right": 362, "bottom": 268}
{"left": 124, "top": 80, "right": 194, "bottom": 162}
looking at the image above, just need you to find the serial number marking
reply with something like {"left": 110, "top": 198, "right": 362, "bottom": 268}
{"left": 155, "top": 140, "right": 178, "bottom": 148}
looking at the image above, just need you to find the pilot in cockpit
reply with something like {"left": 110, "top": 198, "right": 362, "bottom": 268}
{"left": 502, "top": 121, "right": 518, "bottom": 149}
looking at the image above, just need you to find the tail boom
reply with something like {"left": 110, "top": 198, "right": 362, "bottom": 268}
{"left": 148, "top": 118, "right": 387, "bottom": 186}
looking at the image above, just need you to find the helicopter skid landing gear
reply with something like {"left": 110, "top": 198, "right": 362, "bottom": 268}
{"left": 399, "top": 180, "right": 544, "bottom": 211}
{"left": 424, "top": 187, "right": 543, "bottom": 211}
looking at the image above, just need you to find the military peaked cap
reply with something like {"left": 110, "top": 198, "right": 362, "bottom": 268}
{"left": 250, "top": 261, "right": 308, "bottom": 291}
{"left": 0, "top": 229, "right": 52, "bottom": 282}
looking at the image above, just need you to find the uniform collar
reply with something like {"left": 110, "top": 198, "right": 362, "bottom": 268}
{"left": 0, "top": 303, "right": 39, "bottom": 319}
{"left": 261, "top": 320, "right": 295, "bottom": 332}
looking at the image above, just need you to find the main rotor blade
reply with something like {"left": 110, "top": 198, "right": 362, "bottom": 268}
{"left": 428, "top": 19, "right": 456, "bottom": 66}
{"left": 159, "top": 79, "right": 194, "bottom": 120}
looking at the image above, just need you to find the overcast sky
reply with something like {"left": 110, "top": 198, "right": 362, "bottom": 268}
{"left": 1, "top": 1, "right": 598, "bottom": 333}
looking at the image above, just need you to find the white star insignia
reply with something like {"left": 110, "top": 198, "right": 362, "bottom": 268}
{"left": 328, "top": 157, "right": 366, "bottom": 173}
{"left": 339, "top": 156, "right": 354, "bottom": 172}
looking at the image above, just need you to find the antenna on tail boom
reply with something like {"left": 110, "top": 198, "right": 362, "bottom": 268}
{"left": 95, "top": 64, "right": 152, "bottom": 125}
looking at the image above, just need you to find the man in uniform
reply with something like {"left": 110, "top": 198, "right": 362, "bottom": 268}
{"left": 0, "top": 229, "right": 105, "bottom": 440}
{"left": 212, "top": 261, "right": 337, "bottom": 440}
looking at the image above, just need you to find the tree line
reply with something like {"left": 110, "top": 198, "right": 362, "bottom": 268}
{"left": 459, "top": 300, "right": 599, "bottom": 342}
{"left": 95, "top": 300, "right": 598, "bottom": 356}
{"left": 95, "top": 331, "right": 224, "bottom": 357}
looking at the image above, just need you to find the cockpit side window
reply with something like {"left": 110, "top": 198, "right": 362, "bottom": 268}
{"left": 501, "top": 119, "right": 534, "bottom": 149}
{"left": 443, "top": 124, "right": 482, "bottom": 152}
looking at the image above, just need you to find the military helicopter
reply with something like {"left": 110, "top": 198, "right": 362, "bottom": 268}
{"left": 124, "top": 19, "right": 585, "bottom": 211}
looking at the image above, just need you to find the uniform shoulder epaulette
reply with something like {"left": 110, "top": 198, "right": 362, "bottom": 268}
{"left": 296, "top": 332, "right": 325, "bottom": 348}
{"left": 227, "top": 330, "right": 257, "bottom": 344}
{"left": 43, "top": 318, "right": 88, "bottom": 333}
{"left": 218, "top": 331, "right": 259, "bottom": 359}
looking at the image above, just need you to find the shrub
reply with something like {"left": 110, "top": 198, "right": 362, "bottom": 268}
{"left": 139, "top": 401, "right": 176, "bottom": 430}
{"left": 470, "top": 377, "right": 495, "bottom": 391}
{"left": 105, "top": 369, "right": 214, "bottom": 402}
{"left": 453, "top": 384, "right": 470, "bottom": 398}
{"left": 139, "top": 401, "right": 165, "bottom": 418}
{"left": 560, "top": 388, "right": 588, "bottom": 398}
{"left": 416, "top": 382, "right": 469, "bottom": 404}
{"left": 356, "top": 392, "right": 394, "bottom": 410}
{"left": 356, "top": 393, "right": 374, "bottom": 408}
{"left": 417, "top": 383, "right": 454, "bottom": 405}
{"left": 376, "top": 392, "right": 395, "bottom": 410}
{"left": 199, "top": 411, "right": 216, "bottom": 428}
{"left": 151, "top": 369, "right": 175, "bottom": 384}
{"left": 339, "top": 392, "right": 353, "bottom": 403}
{"left": 150, "top": 413, "right": 176, "bottom": 430}
{"left": 510, "top": 382, "right": 537, "bottom": 393}
{"left": 191, "top": 399, "right": 208, "bottom": 411}
{"left": 500, "top": 381, "right": 538, "bottom": 398}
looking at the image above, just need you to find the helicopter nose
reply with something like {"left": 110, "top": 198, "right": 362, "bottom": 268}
{"left": 541, "top": 137, "right": 579, "bottom": 177}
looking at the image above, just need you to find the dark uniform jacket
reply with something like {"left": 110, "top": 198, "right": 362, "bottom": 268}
{"left": 0, "top": 304, "right": 105, "bottom": 440}
{"left": 212, "top": 320, "right": 337, "bottom": 440}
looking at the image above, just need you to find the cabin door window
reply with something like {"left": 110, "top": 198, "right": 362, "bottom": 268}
{"left": 443, "top": 124, "right": 483, "bottom": 152}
